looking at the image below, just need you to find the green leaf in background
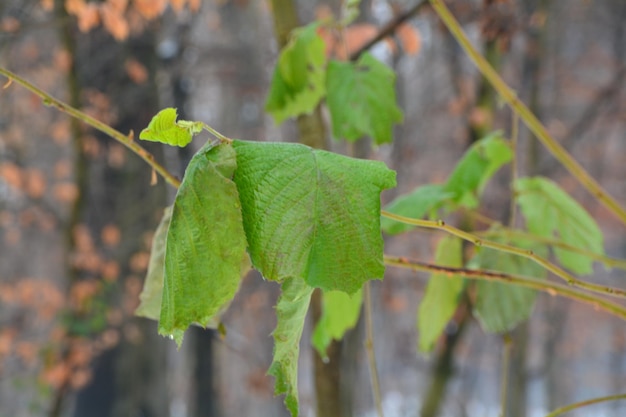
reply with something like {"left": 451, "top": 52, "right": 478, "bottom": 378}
{"left": 312, "top": 289, "right": 363, "bottom": 360}
{"left": 326, "top": 53, "right": 403, "bottom": 144}
{"left": 159, "top": 143, "right": 250, "bottom": 346}
{"left": 268, "top": 277, "right": 314, "bottom": 417}
{"left": 139, "top": 107, "right": 203, "bottom": 147}
{"left": 417, "top": 236, "right": 464, "bottom": 352}
{"left": 135, "top": 206, "right": 172, "bottom": 320}
{"left": 381, "top": 184, "right": 454, "bottom": 234}
{"left": 341, "top": 0, "right": 361, "bottom": 25}
{"left": 265, "top": 23, "right": 327, "bottom": 124}
{"left": 444, "top": 131, "right": 512, "bottom": 208}
{"left": 232, "top": 140, "right": 396, "bottom": 294}
{"left": 471, "top": 236, "right": 548, "bottom": 333}
{"left": 515, "top": 177, "right": 604, "bottom": 275}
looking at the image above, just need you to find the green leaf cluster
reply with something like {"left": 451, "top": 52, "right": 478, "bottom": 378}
{"left": 382, "top": 132, "right": 512, "bottom": 234}
{"left": 136, "top": 135, "right": 395, "bottom": 413}
{"left": 138, "top": 140, "right": 394, "bottom": 338}
{"left": 383, "top": 131, "right": 606, "bottom": 348}
{"left": 265, "top": 24, "right": 403, "bottom": 144}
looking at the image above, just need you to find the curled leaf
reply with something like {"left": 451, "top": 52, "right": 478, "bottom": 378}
{"left": 139, "top": 108, "right": 203, "bottom": 147}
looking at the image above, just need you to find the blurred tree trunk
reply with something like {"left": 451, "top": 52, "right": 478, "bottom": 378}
{"left": 67, "top": 25, "right": 170, "bottom": 417}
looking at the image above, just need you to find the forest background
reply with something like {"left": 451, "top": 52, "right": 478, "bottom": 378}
{"left": 1, "top": 0, "right": 626, "bottom": 417}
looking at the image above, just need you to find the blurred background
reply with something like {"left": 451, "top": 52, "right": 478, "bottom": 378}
{"left": 0, "top": 0, "right": 625, "bottom": 416}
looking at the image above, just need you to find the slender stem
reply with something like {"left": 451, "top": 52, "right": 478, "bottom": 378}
{"left": 479, "top": 228, "right": 626, "bottom": 271}
{"left": 349, "top": 0, "right": 428, "bottom": 61}
{"left": 500, "top": 334, "right": 512, "bottom": 417}
{"left": 509, "top": 112, "right": 519, "bottom": 228}
{"left": 544, "top": 393, "right": 626, "bottom": 417}
{"left": 363, "top": 282, "right": 385, "bottom": 417}
{"left": 202, "top": 123, "right": 232, "bottom": 144}
{"left": 429, "top": 0, "right": 626, "bottom": 226}
{"left": 463, "top": 209, "right": 500, "bottom": 226}
{"left": 0, "top": 66, "right": 182, "bottom": 189}
{"left": 381, "top": 210, "right": 626, "bottom": 298}
{"left": 383, "top": 255, "right": 626, "bottom": 321}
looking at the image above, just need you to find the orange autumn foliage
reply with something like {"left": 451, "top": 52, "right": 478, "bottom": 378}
{"left": 318, "top": 23, "right": 422, "bottom": 60}
{"left": 133, "top": 0, "right": 168, "bottom": 20}
{"left": 124, "top": 58, "right": 149, "bottom": 84}
{"left": 101, "top": 224, "right": 122, "bottom": 247}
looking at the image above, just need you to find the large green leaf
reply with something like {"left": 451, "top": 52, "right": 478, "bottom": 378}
{"left": 265, "top": 23, "right": 327, "bottom": 124}
{"left": 268, "top": 277, "right": 314, "bottom": 417}
{"left": 381, "top": 184, "right": 454, "bottom": 234}
{"left": 159, "top": 143, "right": 250, "bottom": 346}
{"left": 312, "top": 289, "right": 363, "bottom": 360}
{"left": 444, "top": 132, "right": 512, "bottom": 208}
{"left": 232, "top": 140, "right": 396, "bottom": 294}
{"left": 139, "top": 107, "right": 203, "bottom": 147}
{"left": 515, "top": 177, "right": 604, "bottom": 274}
{"left": 326, "top": 53, "right": 403, "bottom": 144}
{"left": 417, "top": 236, "right": 464, "bottom": 352}
{"left": 135, "top": 206, "right": 172, "bottom": 320}
{"left": 471, "top": 237, "right": 548, "bottom": 333}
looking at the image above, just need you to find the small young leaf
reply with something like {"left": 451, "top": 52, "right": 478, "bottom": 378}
{"left": 139, "top": 108, "right": 202, "bottom": 147}
{"left": 471, "top": 237, "right": 548, "bottom": 333}
{"left": 135, "top": 206, "right": 172, "bottom": 320}
{"left": 326, "top": 53, "right": 403, "bottom": 144}
{"left": 269, "top": 277, "right": 314, "bottom": 417}
{"left": 515, "top": 177, "right": 604, "bottom": 274}
{"left": 312, "top": 289, "right": 363, "bottom": 360}
{"left": 265, "top": 23, "right": 327, "bottom": 124}
{"left": 417, "top": 236, "right": 464, "bottom": 352}
{"left": 158, "top": 142, "right": 250, "bottom": 346}
{"left": 381, "top": 184, "right": 454, "bottom": 234}
{"left": 232, "top": 140, "right": 396, "bottom": 294}
{"left": 444, "top": 131, "right": 512, "bottom": 208}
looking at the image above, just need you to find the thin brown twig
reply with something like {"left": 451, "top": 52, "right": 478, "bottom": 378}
{"left": 382, "top": 210, "right": 626, "bottom": 298}
{"left": 0, "top": 66, "right": 182, "bottom": 189}
{"left": 349, "top": 0, "right": 429, "bottom": 61}
{"left": 544, "top": 393, "right": 626, "bottom": 417}
{"left": 383, "top": 255, "right": 626, "bottom": 321}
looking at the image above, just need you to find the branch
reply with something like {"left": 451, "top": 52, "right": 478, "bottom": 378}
{"left": 383, "top": 255, "right": 626, "bottom": 321}
{"left": 479, "top": 228, "right": 626, "bottom": 271}
{"left": 0, "top": 67, "right": 182, "bottom": 189}
{"left": 429, "top": 0, "right": 626, "bottom": 226}
{"left": 349, "top": 0, "right": 429, "bottom": 61}
{"left": 381, "top": 210, "right": 626, "bottom": 298}
{"left": 544, "top": 393, "right": 626, "bottom": 417}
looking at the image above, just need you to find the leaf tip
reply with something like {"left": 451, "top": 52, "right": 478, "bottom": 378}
{"left": 158, "top": 327, "right": 184, "bottom": 349}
